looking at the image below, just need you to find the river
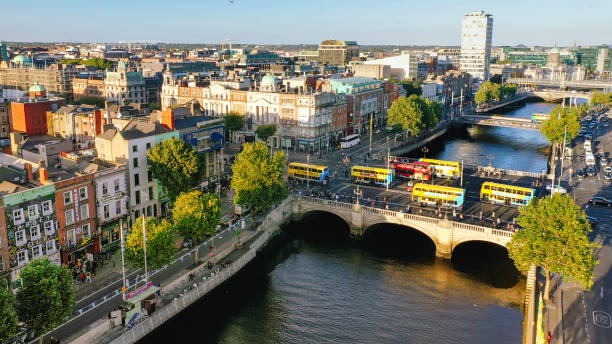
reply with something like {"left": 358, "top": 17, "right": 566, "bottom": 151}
{"left": 140, "top": 101, "right": 556, "bottom": 344}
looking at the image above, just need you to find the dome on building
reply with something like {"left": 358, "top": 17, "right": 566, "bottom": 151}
{"left": 28, "top": 82, "right": 45, "bottom": 93}
{"left": 261, "top": 73, "right": 277, "bottom": 86}
{"left": 11, "top": 54, "right": 32, "bottom": 65}
{"left": 550, "top": 47, "right": 560, "bottom": 54}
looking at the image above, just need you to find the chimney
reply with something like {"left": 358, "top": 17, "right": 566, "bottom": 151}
{"left": 24, "top": 163, "right": 33, "bottom": 181}
{"left": 39, "top": 167, "right": 48, "bottom": 184}
{"left": 160, "top": 108, "right": 175, "bottom": 130}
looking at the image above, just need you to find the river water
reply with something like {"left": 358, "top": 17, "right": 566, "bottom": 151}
{"left": 140, "top": 101, "right": 555, "bottom": 344}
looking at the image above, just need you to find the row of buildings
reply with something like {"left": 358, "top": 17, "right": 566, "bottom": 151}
{"left": 0, "top": 85, "right": 226, "bottom": 290}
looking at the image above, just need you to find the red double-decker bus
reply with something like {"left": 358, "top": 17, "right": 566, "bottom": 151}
{"left": 391, "top": 160, "right": 431, "bottom": 180}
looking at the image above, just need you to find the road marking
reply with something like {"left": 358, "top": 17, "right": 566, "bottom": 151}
{"left": 593, "top": 311, "right": 612, "bottom": 328}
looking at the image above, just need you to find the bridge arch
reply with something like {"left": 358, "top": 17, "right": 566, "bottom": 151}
{"left": 363, "top": 222, "right": 436, "bottom": 259}
{"left": 297, "top": 210, "right": 351, "bottom": 238}
{"left": 451, "top": 240, "right": 519, "bottom": 287}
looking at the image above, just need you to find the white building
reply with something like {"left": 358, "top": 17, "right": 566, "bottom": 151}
{"left": 422, "top": 82, "right": 438, "bottom": 101}
{"left": 365, "top": 53, "right": 418, "bottom": 80}
{"left": 460, "top": 11, "right": 493, "bottom": 81}
{"left": 104, "top": 61, "right": 147, "bottom": 104}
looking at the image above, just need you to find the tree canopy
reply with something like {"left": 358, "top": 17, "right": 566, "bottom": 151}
{"left": 389, "top": 79, "right": 422, "bottom": 97}
{"left": 590, "top": 90, "right": 612, "bottom": 106}
{"left": 387, "top": 95, "right": 441, "bottom": 135}
{"left": 0, "top": 278, "right": 18, "bottom": 343}
{"left": 256, "top": 124, "right": 277, "bottom": 142}
{"left": 77, "top": 95, "right": 105, "bottom": 108}
{"left": 148, "top": 137, "right": 205, "bottom": 202}
{"left": 173, "top": 190, "right": 221, "bottom": 243}
{"left": 231, "top": 141, "right": 287, "bottom": 212}
{"left": 16, "top": 259, "right": 75, "bottom": 337}
{"left": 540, "top": 105, "right": 582, "bottom": 144}
{"left": 507, "top": 193, "right": 598, "bottom": 300}
{"left": 60, "top": 58, "right": 113, "bottom": 70}
{"left": 125, "top": 217, "right": 177, "bottom": 269}
{"left": 475, "top": 81, "right": 518, "bottom": 104}
{"left": 224, "top": 113, "right": 245, "bottom": 141}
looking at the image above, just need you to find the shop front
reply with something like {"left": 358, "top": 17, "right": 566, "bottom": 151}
{"left": 61, "top": 234, "right": 98, "bottom": 266}
{"left": 99, "top": 221, "right": 122, "bottom": 253}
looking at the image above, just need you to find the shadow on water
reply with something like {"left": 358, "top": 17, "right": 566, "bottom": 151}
{"left": 362, "top": 224, "right": 436, "bottom": 263}
{"left": 451, "top": 241, "right": 521, "bottom": 288}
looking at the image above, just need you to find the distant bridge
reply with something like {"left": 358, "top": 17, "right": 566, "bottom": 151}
{"left": 508, "top": 78, "right": 612, "bottom": 91}
{"left": 293, "top": 195, "right": 513, "bottom": 259}
{"left": 454, "top": 114, "right": 541, "bottom": 130}
{"left": 527, "top": 90, "right": 591, "bottom": 102}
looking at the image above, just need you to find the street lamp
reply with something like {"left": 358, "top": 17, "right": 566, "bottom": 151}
{"left": 422, "top": 146, "right": 429, "bottom": 158}
{"left": 353, "top": 185, "right": 362, "bottom": 205}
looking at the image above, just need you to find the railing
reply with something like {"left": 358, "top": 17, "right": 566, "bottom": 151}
{"left": 508, "top": 77, "right": 612, "bottom": 89}
{"left": 295, "top": 195, "right": 514, "bottom": 240}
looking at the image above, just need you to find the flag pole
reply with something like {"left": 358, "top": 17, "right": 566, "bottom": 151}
{"left": 142, "top": 214, "right": 148, "bottom": 283}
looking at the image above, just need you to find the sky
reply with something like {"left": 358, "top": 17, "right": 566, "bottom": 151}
{"left": 1, "top": 0, "right": 610, "bottom": 46}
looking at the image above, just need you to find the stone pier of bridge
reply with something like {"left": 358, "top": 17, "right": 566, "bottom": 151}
{"left": 292, "top": 195, "right": 513, "bottom": 259}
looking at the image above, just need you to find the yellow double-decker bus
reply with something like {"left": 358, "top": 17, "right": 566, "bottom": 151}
{"left": 350, "top": 166, "right": 394, "bottom": 187}
{"left": 412, "top": 183, "right": 465, "bottom": 209}
{"left": 288, "top": 162, "right": 330, "bottom": 182}
{"left": 480, "top": 182, "right": 535, "bottom": 207}
{"left": 418, "top": 158, "right": 461, "bottom": 179}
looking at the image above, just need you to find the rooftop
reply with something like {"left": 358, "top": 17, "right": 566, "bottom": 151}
{"left": 173, "top": 115, "right": 222, "bottom": 130}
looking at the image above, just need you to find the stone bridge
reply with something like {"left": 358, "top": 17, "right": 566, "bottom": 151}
{"left": 454, "top": 114, "right": 541, "bottom": 130}
{"left": 508, "top": 77, "right": 612, "bottom": 91}
{"left": 527, "top": 90, "right": 592, "bottom": 102}
{"left": 292, "top": 195, "right": 513, "bottom": 259}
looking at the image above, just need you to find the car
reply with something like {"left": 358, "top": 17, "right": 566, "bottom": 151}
{"left": 586, "top": 166, "right": 596, "bottom": 176}
{"left": 585, "top": 134, "right": 593, "bottom": 140}
{"left": 546, "top": 184, "right": 567, "bottom": 194}
{"left": 601, "top": 157, "right": 608, "bottom": 166}
{"left": 596, "top": 152, "right": 606, "bottom": 159}
{"left": 586, "top": 216, "right": 598, "bottom": 228}
{"left": 604, "top": 122, "right": 610, "bottom": 128}
{"left": 589, "top": 122, "right": 597, "bottom": 129}
{"left": 576, "top": 168, "right": 585, "bottom": 179}
{"left": 604, "top": 166, "right": 612, "bottom": 180}
{"left": 588, "top": 197, "right": 612, "bottom": 206}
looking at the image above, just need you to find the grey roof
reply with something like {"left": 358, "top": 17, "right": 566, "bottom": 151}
{"left": 120, "top": 121, "right": 172, "bottom": 140}
{"left": 174, "top": 115, "right": 215, "bottom": 130}
{"left": 97, "top": 128, "right": 117, "bottom": 141}
{"left": 21, "top": 134, "right": 69, "bottom": 150}
{"left": 55, "top": 104, "right": 98, "bottom": 114}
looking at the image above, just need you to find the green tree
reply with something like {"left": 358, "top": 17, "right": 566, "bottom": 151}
{"left": 149, "top": 102, "right": 161, "bottom": 110}
{"left": 148, "top": 137, "right": 205, "bottom": 202}
{"left": 173, "top": 190, "right": 221, "bottom": 243}
{"left": 590, "top": 90, "right": 611, "bottom": 106}
{"left": 507, "top": 193, "right": 599, "bottom": 300}
{"left": 502, "top": 83, "right": 518, "bottom": 98}
{"left": 424, "top": 99, "right": 442, "bottom": 128}
{"left": 256, "top": 124, "right": 277, "bottom": 142}
{"left": 489, "top": 74, "right": 503, "bottom": 84}
{"left": 387, "top": 95, "right": 424, "bottom": 135}
{"left": 540, "top": 105, "right": 581, "bottom": 144}
{"left": 77, "top": 96, "right": 105, "bottom": 108}
{"left": 125, "top": 217, "right": 177, "bottom": 269}
{"left": 0, "top": 278, "right": 18, "bottom": 343}
{"left": 16, "top": 259, "right": 75, "bottom": 341}
{"left": 231, "top": 141, "right": 287, "bottom": 212}
{"left": 224, "top": 112, "right": 245, "bottom": 141}
{"left": 389, "top": 79, "right": 422, "bottom": 96}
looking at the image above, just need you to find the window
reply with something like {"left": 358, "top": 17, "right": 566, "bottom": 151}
{"left": 114, "top": 178, "right": 120, "bottom": 192}
{"left": 135, "top": 210, "right": 140, "bottom": 218}
{"left": 46, "top": 239, "right": 56, "bottom": 253}
{"left": 63, "top": 191, "right": 72, "bottom": 205}
{"left": 132, "top": 145, "right": 138, "bottom": 152}
{"left": 15, "top": 230, "right": 26, "bottom": 246}
{"left": 149, "top": 187, "right": 154, "bottom": 200}
{"left": 135, "top": 190, "right": 141, "bottom": 204}
{"left": 13, "top": 209, "right": 25, "bottom": 225}
{"left": 65, "top": 209, "right": 75, "bottom": 225}
{"left": 17, "top": 250, "right": 28, "bottom": 266}
{"left": 30, "top": 225, "right": 41, "bottom": 240}
{"left": 80, "top": 204, "right": 89, "bottom": 220}
{"left": 146, "top": 143, "right": 151, "bottom": 150}
{"left": 42, "top": 200, "right": 53, "bottom": 215}
{"left": 32, "top": 245, "right": 43, "bottom": 258}
{"left": 82, "top": 223, "right": 91, "bottom": 238}
{"left": 134, "top": 173, "right": 140, "bottom": 186}
{"left": 147, "top": 170, "right": 153, "bottom": 182}
{"left": 67, "top": 229, "right": 76, "bottom": 245}
{"left": 103, "top": 205, "right": 110, "bottom": 219}
{"left": 79, "top": 187, "right": 88, "bottom": 200}
{"left": 44, "top": 221, "right": 54, "bottom": 236}
{"left": 133, "top": 157, "right": 139, "bottom": 168}
{"left": 115, "top": 201, "right": 122, "bottom": 215}
{"left": 27, "top": 204, "right": 39, "bottom": 219}
{"left": 102, "top": 182, "right": 109, "bottom": 196}
{"left": 146, "top": 206, "right": 152, "bottom": 217}
{"left": 0, "top": 256, "right": 3, "bottom": 272}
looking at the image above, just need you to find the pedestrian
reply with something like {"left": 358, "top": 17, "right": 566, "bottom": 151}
{"left": 496, "top": 217, "right": 501, "bottom": 227}
{"left": 460, "top": 213, "right": 464, "bottom": 221}
{"left": 92, "top": 260, "right": 97, "bottom": 276}
{"left": 492, "top": 210, "right": 496, "bottom": 219}
{"left": 452, "top": 209, "right": 456, "bottom": 218}
{"left": 546, "top": 331, "right": 552, "bottom": 343}
{"left": 85, "top": 271, "right": 92, "bottom": 283}
{"left": 385, "top": 204, "right": 389, "bottom": 210}
{"left": 479, "top": 210, "right": 483, "bottom": 222}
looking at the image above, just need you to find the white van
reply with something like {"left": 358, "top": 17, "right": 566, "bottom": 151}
{"left": 584, "top": 140, "right": 592, "bottom": 151}
{"left": 586, "top": 152, "right": 596, "bottom": 166}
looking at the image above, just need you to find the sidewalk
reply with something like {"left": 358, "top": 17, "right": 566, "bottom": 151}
{"left": 74, "top": 251, "right": 127, "bottom": 302}
{"left": 542, "top": 273, "right": 564, "bottom": 344}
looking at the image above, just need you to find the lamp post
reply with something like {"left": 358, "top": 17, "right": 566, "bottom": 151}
{"left": 422, "top": 146, "right": 429, "bottom": 158}
{"left": 353, "top": 185, "right": 363, "bottom": 205}
{"left": 306, "top": 153, "right": 310, "bottom": 191}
